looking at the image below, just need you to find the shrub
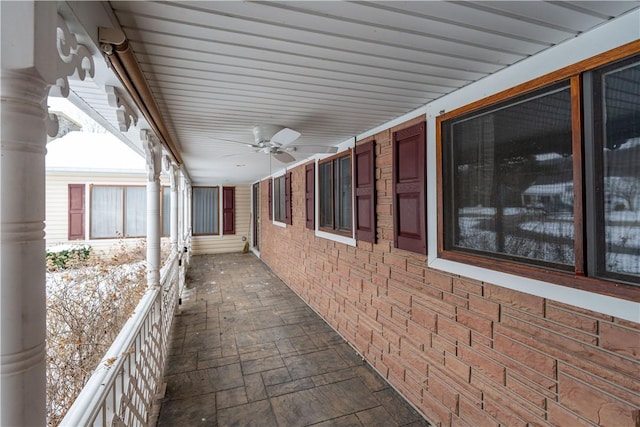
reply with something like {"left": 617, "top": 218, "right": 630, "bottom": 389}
{"left": 46, "top": 244, "right": 92, "bottom": 271}
{"left": 46, "top": 240, "right": 147, "bottom": 426}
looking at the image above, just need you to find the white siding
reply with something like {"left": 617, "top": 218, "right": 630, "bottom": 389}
{"left": 46, "top": 170, "right": 170, "bottom": 254}
{"left": 192, "top": 184, "right": 251, "bottom": 255}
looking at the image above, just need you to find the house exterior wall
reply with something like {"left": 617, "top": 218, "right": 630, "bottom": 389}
{"left": 45, "top": 170, "right": 169, "bottom": 253}
{"left": 258, "top": 15, "right": 640, "bottom": 425}
{"left": 191, "top": 184, "right": 251, "bottom": 255}
{"left": 259, "top": 125, "right": 640, "bottom": 426}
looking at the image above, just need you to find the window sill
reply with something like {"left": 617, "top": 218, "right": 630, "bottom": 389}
{"left": 272, "top": 220, "right": 287, "bottom": 228}
{"left": 315, "top": 229, "right": 356, "bottom": 247}
{"left": 428, "top": 253, "right": 640, "bottom": 323}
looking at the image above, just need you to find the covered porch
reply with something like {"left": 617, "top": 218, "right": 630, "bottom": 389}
{"left": 155, "top": 253, "right": 428, "bottom": 426}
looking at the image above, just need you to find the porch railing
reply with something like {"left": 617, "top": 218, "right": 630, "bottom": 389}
{"left": 60, "top": 251, "right": 181, "bottom": 426}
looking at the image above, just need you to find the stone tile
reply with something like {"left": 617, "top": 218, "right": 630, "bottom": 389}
{"left": 266, "top": 377, "right": 315, "bottom": 398}
{"left": 244, "top": 372, "right": 267, "bottom": 402}
{"left": 216, "top": 386, "right": 248, "bottom": 409}
{"left": 271, "top": 378, "right": 379, "bottom": 426}
{"left": 374, "top": 388, "right": 425, "bottom": 425}
{"left": 356, "top": 405, "right": 399, "bottom": 426}
{"left": 157, "top": 254, "right": 430, "bottom": 427}
{"left": 352, "top": 364, "right": 389, "bottom": 392}
{"left": 261, "top": 367, "right": 292, "bottom": 386}
{"left": 312, "top": 414, "right": 363, "bottom": 426}
{"left": 156, "top": 393, "right": 216, "bottom": 427}
{"left": 209, "top": 363, "right": 244, "bottom": 392}
{"left": 284, "top": 348, "right": 349, "bottom": 380}
{"left": 164, "top": 352, "right": 197, "bottom": 376}
{"left": 241, "top": 354, "right": 285, "bottom": 375}
{"left": 217, "top": 399, "right": 278, "bottom": 427}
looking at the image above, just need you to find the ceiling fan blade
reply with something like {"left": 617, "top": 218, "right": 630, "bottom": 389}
{"left": 270, "top": 128, "right": 300, "bottom": 146}
{"left": 289, "top": 145, "right": 338, "bottom": 154}
{"left": 208, "top": 136, "right": 259, "bottom": 148}
{"left": 273, "top": 151, "right": 296, "bottom": 163}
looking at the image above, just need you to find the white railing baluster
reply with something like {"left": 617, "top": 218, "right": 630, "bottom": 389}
{"left": 60, "top": 251, "right": 181, "bottom": 426}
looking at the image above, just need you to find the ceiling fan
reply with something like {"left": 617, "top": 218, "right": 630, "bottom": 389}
{"left": 215, "top": 124, "right": 338, "bottom": 163}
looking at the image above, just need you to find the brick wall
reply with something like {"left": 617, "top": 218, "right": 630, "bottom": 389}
{"left": 260, "top": 118, "right": 640, "bottom": 427}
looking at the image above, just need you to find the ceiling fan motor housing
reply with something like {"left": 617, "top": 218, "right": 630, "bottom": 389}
{"left": 253, "top": 124, "right": 283, "bottom": 146}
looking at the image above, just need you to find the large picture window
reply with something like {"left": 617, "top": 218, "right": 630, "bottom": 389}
{"left": 192, "top": 186, "right": 220, "bottom": 235}
{"left": 440, "top": 51, "right": 640, "bottom": 289}
{"left": 319, "top": 151, "right": 352, "bottom": 235}
{"left": 90, "top": 185, "right": 146, "bottom": 239}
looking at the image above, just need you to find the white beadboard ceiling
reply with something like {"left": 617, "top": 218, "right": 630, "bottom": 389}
{"left": 66, "top": 1, "right": 639, "bottom": 184}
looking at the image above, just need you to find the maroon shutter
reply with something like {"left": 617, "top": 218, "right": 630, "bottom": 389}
{"left": 222, "top": 186, "right": 235, "bottom": 234}
{"left": 68, "top": 184, "right": 85, "bottom": 240}
{"left": 354, "top": 140, "right": 376, "bottom": 243}
{"left": 305, "top": 163, "right": 315, "bottom": 230}
{"left": 268, "top": 179, "right": 273, "bottom": 220}
{"left": 393, "top": 122, "right": 426, "bottom": 254}
{"left": 285, "top": 172, "right": 292, "bottom": 225}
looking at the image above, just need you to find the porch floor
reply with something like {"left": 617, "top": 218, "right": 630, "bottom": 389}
{"left": 156, "top": 253, "right": 430, "bottom": 427}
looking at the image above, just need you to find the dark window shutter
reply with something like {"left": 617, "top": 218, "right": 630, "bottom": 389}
{"left": 354, "top": 140, "right": 376, "bottom": 243}
{"left": 68, "top": 184, "right": 85, "bottom": 240}
{"left": 285, "top": 172, "right": 292, "bottom": 225}
{"left": 268, "top": 179, "right": 273, "bottom": 220}
{"left": 393, "top": 122, "right": 426, "bottom": 254}
{"left": 305, "top": 163, "right": 315, "bottom": 230}
{"left": 222, "top": 186, "right": 235, "bottom": 235}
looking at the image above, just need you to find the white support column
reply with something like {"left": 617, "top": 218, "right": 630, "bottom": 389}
{"left": 143, "top": 130, "right": 162, "bottom": 289}
{"left": 164, "top": 156, "right": 179, "bottom": 254}
{"left": 1, "top": 3, "right": 94, "bottom": 425}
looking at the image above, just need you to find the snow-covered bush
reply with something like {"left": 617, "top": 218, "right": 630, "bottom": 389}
{"left": 46, "top": 240, "right": 147, "bottom": 426}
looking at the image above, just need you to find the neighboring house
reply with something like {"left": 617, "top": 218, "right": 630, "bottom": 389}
{"left": 45, "top": 131, "right": 170, "bottom": 253}
{"left": 45, "top": 130, "right": 250, "bottom": 254}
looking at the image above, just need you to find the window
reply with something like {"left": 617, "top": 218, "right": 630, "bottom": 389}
{"left": 192, "top": 186, "right": 220, "bottom": 235}
{"left": 319, "top": 151, "right": 352, "bottom": 235}
{"left": 439, "top": 51, "right": 640, "bottom": 289}
{"left": 587, "top": 54, "right": 640, "bottom": 283}
{"left": 90, "top": 185, "right": 146, "bottom": 238}
{"left": 393, "top": 123, "right": 426, "bottom": 254}
{"left": 273, "top": 174, "right": 292, "bottom": 225}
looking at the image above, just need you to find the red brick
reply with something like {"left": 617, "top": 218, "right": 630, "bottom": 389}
{"left": 383, "top": 353, "right": 405, "bottom": 381}
{"left": 458, "top": 396, "right": 498, "bottom": 427}
{"left": 438, "top": 316, "right": 471, "bottom": 345}
{"left": 388, "top": 279, "right": 412, "bottom": 308}
{"left": 559, "top": 373, "right": 640, "bottom": 427}
{"left": 599, "top": 321, "right": 640, "bottom": 360}
{"left": 407, "top": 321, "right": 432, "bottom": 348}
{"left": 497, "top": 315, "right": 639, "bottom": 379}
{"left": 430, "top": 365, "right": 482, "bottom": 407}
{"left": 482, "top": 398, "right": 527, "bottom": 427}
{"left": 546, "top": 304, "right": 598, "bottom": 334}
{"left": 485, "top": 284, "right": 544, "bottom": 315}
{"left": 547, "top": 300, "right": 613, "bottom": 321}
{"left": 453, "top": 278, "right": 483, "bottom": 296}
{"left": 445, "top": 352, "right": 470, "bottom": 381}
{"left": 442, "top": 291, "right": 468, "bottom": 309}
{"left": 413, "top": 293, "right": 456, "bottom": 319}
{"left": 432, "top": 333, "right": 457, "bottom": 355}
{"left": 559, "top": 362, "right": 640, "bottom": 408}
{"left": 428, "top": 374, "right": 459, "bottom": 413}
{"left": 547, "top": 400, "right": 595, "bottom": 427}
{"left": 457, "top": 309, "right": 493, "bottom": 338}
{"left": 425, "top": 270, "right": 453, "bottom": 293}
{"left": 421, "top": 392, "right": 452, "bottom": 427}
{"left": 505, "top": 374, "right": 546, "bottom": 410}
{"left": 503, "top": 305, "right": 598, "bottom": 345}
{"left": 411, "top": 303, "right": 437, "bottom": 331}
{"left": 494, "top": 332, "right": 556, "bottom": 379}
{"left": 468, "top": 294, "right": 500, "bottom": 321}
{"left": 470, "top": 331, "right": 493, "bottom": 348}
{"left": 384, "top": 252, "right": 407, "bottom": 270}
{"left": 458, "top": 344, "right": 505, "bottom": 385}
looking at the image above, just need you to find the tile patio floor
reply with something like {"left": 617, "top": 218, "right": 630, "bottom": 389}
{"left": 156, "top": 253, "right": 430, "bottom": 427}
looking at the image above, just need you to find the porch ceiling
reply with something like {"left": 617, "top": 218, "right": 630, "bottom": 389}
{"left": 67, "top": 1, "right": 639, "bottom": 184}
